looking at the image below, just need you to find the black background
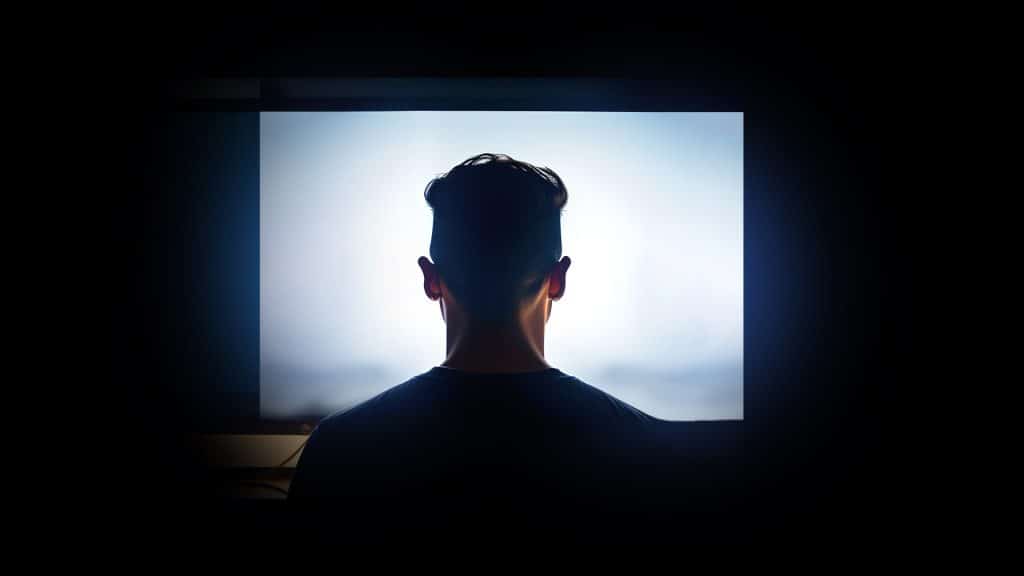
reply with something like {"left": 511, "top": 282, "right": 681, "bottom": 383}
{"left": 112, "top": 10, "right": 902, "bottom": 552}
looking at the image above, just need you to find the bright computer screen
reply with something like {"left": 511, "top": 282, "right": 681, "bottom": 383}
{"left": 260, "top": 111, "right": 743, "bottom": 421}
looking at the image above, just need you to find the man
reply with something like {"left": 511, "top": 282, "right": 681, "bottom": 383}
{"left": 289, "top": 153, "right": 677, "bottom": 541}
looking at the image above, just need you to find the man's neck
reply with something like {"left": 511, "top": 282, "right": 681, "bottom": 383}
{"left": 441, "top": 323, "right": 549, "bottom": 374}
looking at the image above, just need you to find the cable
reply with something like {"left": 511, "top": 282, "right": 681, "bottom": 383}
{"left": 238, "top": 481, "right": 290, "bottom": 497}
{"left": 276, "top": 437, "right": 310, "bottom": 468}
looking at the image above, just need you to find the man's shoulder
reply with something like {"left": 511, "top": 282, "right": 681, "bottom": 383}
{"left": 309, "top": 367, "right": 665, "bottom": 444}
{"left": 313, "top": 373, "right": 430, "bottom": 435}
{"left": 562, "top": 375, "right": 661, "bottom": 424}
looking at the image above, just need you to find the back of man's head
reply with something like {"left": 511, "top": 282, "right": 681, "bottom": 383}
{"left": 425, "top": 153, "right": 568, "bottom": 321}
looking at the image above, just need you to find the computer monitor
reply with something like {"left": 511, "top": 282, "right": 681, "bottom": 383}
{"left": 260, "top": 110, "right": 743, "bottom": 422}
{"left": 165, "top": 78, "right": 745, "bottom": 440}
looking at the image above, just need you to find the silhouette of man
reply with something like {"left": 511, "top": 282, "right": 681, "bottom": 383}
{"left": 289, "top": 153, "right": 674, "bottom": 541}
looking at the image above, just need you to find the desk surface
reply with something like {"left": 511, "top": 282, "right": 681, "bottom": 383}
{"left": 201, "top": 434, "right": 309, "bottom": 499}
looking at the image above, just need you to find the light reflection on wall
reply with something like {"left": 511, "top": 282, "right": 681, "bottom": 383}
{"left": 260, "top": 112, "right": 743, "bottom": 421}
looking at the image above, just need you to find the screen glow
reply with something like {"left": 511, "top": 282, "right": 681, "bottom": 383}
{"left": 260, "top": 111, "right": 743, "bottom": 421}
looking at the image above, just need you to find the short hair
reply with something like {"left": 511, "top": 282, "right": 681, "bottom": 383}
{"left": 425, "top": 153, "right": 568, "bottom": 320}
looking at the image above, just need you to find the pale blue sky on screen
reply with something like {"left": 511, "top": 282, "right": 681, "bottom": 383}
{"left": 260, "top": 111, "right": 743, "bottom": 421}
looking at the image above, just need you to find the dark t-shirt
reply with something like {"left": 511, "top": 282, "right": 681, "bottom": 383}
{"left": 288, "top": 366, "right": 680, "bottom": 539}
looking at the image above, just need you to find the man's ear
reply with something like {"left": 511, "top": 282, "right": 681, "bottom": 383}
{"left": 547, "top": 256, "right": 571, "bottom": 301}
{"left": 418, "top": 256, "right": 442, "bottom": 301}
